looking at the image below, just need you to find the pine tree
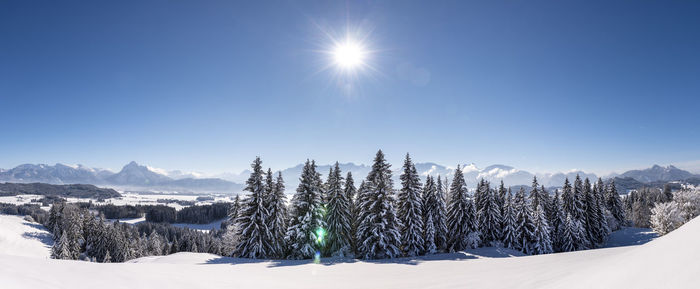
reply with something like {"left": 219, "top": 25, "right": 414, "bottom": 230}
{"left": 397, "top": 153, "right": 424, "bottom": 256}
{"left": 477, "top": 180, "right": 502, "bottom": 246}
{"left": 605, "top": 179, "right": 625, "bottom": 228}
{"left": 594, "top": 178, "right": 610, "bottom": 240}
{"left": 51, "top": 232, "right": 73, "bottom": 260}
{"left": 497, "top": 181, "right": 507, "bottom": 226}
{"left": 235, "top": 157, "right": 273, "bottom": 259}
{"left": 531, "top": 204, "right": 553, "bottom": 255}
{"left": 267, "top": 171, "right": 288, "bottom": 258}
{"left": 501, "top": 193, "right": 518, "bottom": 250}
{"left": 344, "top": 172, "right": 358, "bottom": 254}
{"left": 356, "top": 150, "right": 402, "bottom": 259}
{"left": 529, "top": 177, "right": 542, "bottom": 212}
{"left": 434, "top": 176, "right": 449, "bottom": 252}
{"left": 549, "top": 191, "right": 566, "bottom": 252}
{"left": 562, "top": 178, "right": 575, "bottom": 218}
{"left": 424, "top": 214, "right": 437, "bottom": 254}
{"left": 285, "top": 160, "right": 326, "bottom": 259}
{"left": 514, "top": 187, "right": 535, "bottom": 254}
{"left": 446, "top": 165, "right": 479, "bottom": 251}
{"left": 583, "top": 178, "right": 601, "bottom": 247}
{"left": 560, "top": 213, "right": 577, "bottom": 252}
{"left": 324, "top": 162, "right": 352, "bottom": 257}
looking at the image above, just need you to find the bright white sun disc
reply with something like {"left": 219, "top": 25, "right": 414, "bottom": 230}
{"left": 333, "top": 41, "right": 365, "bottom": 69}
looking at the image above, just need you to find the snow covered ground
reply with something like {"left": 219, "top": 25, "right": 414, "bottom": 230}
{"left": 0, "top": 215, "right": 52, "bottom": 258}
{"left": 0, "top": 214, "right": 696, "bottom": 289}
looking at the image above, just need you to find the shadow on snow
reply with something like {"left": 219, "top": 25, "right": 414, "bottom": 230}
{"left": 202, "top": 246, "right": 525, "bottom": 267}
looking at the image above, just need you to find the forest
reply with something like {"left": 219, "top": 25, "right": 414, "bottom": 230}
{"left": 3, "top": 150, "right": 698, "bottom": 263}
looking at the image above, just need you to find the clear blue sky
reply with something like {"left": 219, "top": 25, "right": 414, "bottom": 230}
{"left": 1, "top": 0, "right": 699, "bottom": 175}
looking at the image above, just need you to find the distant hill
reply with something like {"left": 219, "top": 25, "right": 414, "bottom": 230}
{"left": 0, "top": 183, "right": 120, "bottom": 199}
{"left": 620, "top": 165, "right": 695, "bottom": 183}
{"left": 0, "top": 162, "right": 243, "bottom": 194}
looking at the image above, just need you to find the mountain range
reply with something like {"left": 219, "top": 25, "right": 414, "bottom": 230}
{"left": 1, "top": 161, "right": 697, "bottom": 194}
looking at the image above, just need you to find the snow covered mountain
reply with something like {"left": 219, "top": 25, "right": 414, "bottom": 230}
{"left": 1, "top": 162, "right": 696, "bottom": 194}
{"left": 619, "top": 164, "right": 695, "bottom": 183}
{"left": 0, "top": 162, "right": 242, "bottom": 193}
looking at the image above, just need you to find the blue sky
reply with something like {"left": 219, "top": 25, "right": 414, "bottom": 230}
{"left": 1, "top": 0, "right": 699, "bottom": 175}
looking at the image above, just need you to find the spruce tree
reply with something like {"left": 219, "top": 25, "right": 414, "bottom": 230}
{"left": 397, "top": 153, "right": 424, "bottom": 256}
{"left": 235, "top": 157, "right": 273, "bottom": 259}
{"left": 268, "top": 171, "right": 288, "bottom": 258}
{"left": 562, "top": 178, "right": 575, "bottom": 218}
{"left": 605, "top": 179, "right": 625, "bottom": 228}
{"left": 497, "top": 181, "right": 507, "bottom": 225}
{"left": 434, "top": 176, "right": 449, "bottom": 251}
{"left": 477, "top": 180, "right": 502, "bottom": 246}
{"left": 549, "top": 191, "right": 566, "bottom": 252}
{"left": 324, "top": 162, "right": 352, "bottom": 257}
{"left": 501, "top": 193, "right": 518, "bottom": 250}
{"left": 424, "top": 214, "right": 437, "bottom": 254}
{"left": 514, "top": 187, "right": 535, "bottom": 254}
{"left": 344, "top": 172, "right": 358, "bottom": 254}
{"left": 285, "top": 160, "right": 326, "bottom": 259}
{"left": 594, "top": 178, "right": 610, "bottom": 240}
{"left": 51, "top": 232, "right": 73, "bottom": 260}
{"left": 529, "top": 177, "right": 541, "bottom": 212}
{"left": 356, "top": 150, "right": 402, "bottom": 259}
{"left": 583, "top": 178, "right": 601, "bottom": 247}
{"left": 560, "top": 213, "right": 577, "bottom": 252}
{"left": 446, "top": 165, "right": 478, "bottom": 251}
{"left": 531, "top": 204, "right": 553, "bottom": 255}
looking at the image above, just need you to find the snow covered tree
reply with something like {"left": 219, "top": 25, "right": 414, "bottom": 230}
{"left": 424, "top": 214, "right": 437, "bottom": 254}
{"left": 514, "top": 187, "right": 535, "bottom": 254}
{"left": 356, "top": 150, "right": 402, "bottom": 259}
{"left": 267, "top": 171, "right": 288, "bottom": 258}
{"left": 559, "top": 213, "right": 577, "bottom": 252}
{"left": 397, "top": 153, "right": 424, "bottom": 256}
{"left": 497, "top": 181, "right": 507, "bottom": 224}
{"left": 561, "top": 178, "right": 575, "bottom": 218}
{"left": 235, "top": 157, "right": 273, "bottom": 259}
{"left": 582, "top": 178, "right": 601, "bottom": 246}
{"left": 531, "top": 204, "right": 553, "bottom": 255}
{"left": 594, "top": 178, "right": 610, "bottom": 240}
{"left": 501, "top": 193, "right": 518, "bottom": 250}
{"left": 51, "top": 232, "right": 73, "bottom": 260}
{"left": 285, "top": 160, "right": 326, "bottom": 259}
{"left": 147, "top": 230, "right": 163, "bottom": 256}
{"left": 674, "top": 188, "right": 700, "bottom": 222}
{"left": 549, "top": 191, "right": 566, "bottom": 252}
{"left": 573, "top": 175, "right": 586, "bottom": 222}
{"left": 477, "top": 180, "right": 502, "bottom": 246}
{"left": 650, "top": 202, "right": 683, "bottom": 236}
{"left": 529, "top": 177, "right": 543, "bottom": 212}
{"left": 433, "top": 176, "right": 449, "bottom": 251}
{"left": 344, "top": 172, "right": 358, "bottom": 254}
{"left": 446, "top": 165, "right": 479, "bottom": 251}
{"left": 605, "top": 180, "right": 625, "bottom": 227}
{"left": 324, "top": 162, "right": 352, "bottom": 257}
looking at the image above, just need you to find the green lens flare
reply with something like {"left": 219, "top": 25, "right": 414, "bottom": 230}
{"left": 315, "top": 227, "right": 326, "bottom": 244}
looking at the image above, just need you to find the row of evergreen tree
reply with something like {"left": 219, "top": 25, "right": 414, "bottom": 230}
{"left": 47, "top": 202, "right": 231, "bottom": 262}
{"left": 231, "top": 150, "right": 627, "bottom": 259}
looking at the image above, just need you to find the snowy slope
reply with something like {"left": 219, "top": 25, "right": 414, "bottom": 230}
{"left": 0, "top": 215, "right": 52, "bottom": 258}
{"left": 0, "top": 215, "right": 697, "bottom": 289}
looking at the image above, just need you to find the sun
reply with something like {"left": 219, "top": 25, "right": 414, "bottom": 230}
{"left": 332, "top": 39, "right": 366, "bottom": 70}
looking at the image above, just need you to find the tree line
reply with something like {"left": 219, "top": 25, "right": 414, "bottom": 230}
{"left": 230, "top": 150, "right": 627, "bottom": 259}
{"left": 47, "top": 202, "right": 232, "bottom": 262}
